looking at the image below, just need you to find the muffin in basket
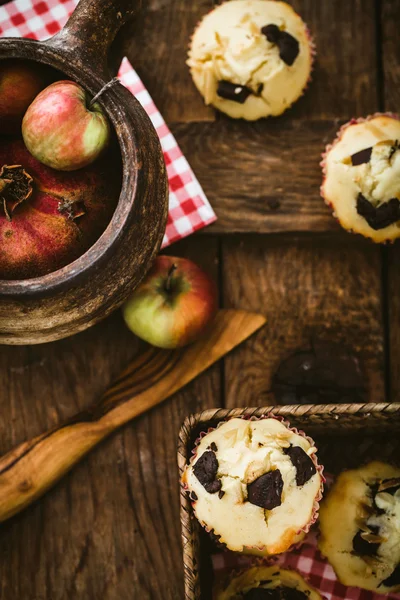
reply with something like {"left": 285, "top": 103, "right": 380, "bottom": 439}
{"left": 319, "top": 461, "right": 400, "bottom": 595}
{"left": 321, "top": 113, "right": 400, "bottom": 242}
{"left": 187, "top": 0, "right": 314, "bottom": 120}
{"left": 182, "top": 417, "right": 323, "bottom": 556}
{"left": 215, "top": 565, "right": 323, "bottom": 599}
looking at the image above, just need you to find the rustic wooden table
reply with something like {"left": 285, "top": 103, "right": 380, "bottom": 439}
{"left": 1, "top": 1, "right": 399, "bottom": 598}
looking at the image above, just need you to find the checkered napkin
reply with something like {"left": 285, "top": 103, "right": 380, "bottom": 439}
{"left": 0, "top": 0, "right": 216, "bottom": 248}
{"left": 213, "top": 475, "right": 400, "bottom": 600}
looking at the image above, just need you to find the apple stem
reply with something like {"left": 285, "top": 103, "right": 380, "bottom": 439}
{"left": 89, "top": 78, "right": 119, "bottom": 108}
{"left": 165, "top": 264, "right": 178, "bottom": 293}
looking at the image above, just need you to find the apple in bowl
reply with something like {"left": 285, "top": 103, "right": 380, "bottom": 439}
{"left": 122, "top": 256, "right": 218, "bottom": 349}
{"left": 22, "top": 80, "right": 110, "bottom": 171}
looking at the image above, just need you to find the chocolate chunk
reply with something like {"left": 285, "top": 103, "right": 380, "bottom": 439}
{"left": 389, "top": 141, "right": 399, "bottom": 160}
{"left": 243, "top": 587, "right": 307, "bottom": 599}
{"left": 257, "top": 83, "right": 264, "bottom": 95}
{"left": 209, "top": 442, "right": 218, "bottom": 452}
{"left": 382, "top": 564, "right": 400, "bottom": 588}
{"left": 277, "top": 31, "right": 300, "bottom": 66}
{"left": 261, "top": 24, "right": 299, "bottom": 66}
{"left": 217, "top": 80, "right": 252, "bottom": 103}
{"left": 218, "top": 490, "right": 225, "bottom": 499}
{"left": 284, "top": 446, "right": 316, "bottom": 486}
{"left": 261, "top": 24, "right": 281, "bottom": 44}
{"left": 247, "top": 470, "right": 283, "bottom": 510}
{"left": 350, "top": 147, "right": 372, "bottom": 166}
{"left": 352, "top": 528, "right": 380, "bottom": 557}
{"left": 190, "top": 491, "right": 198, "bottom": 501}
{"left": 193, "top": 450, "right": 221, "bottom": 494}
{"left": 357, "top": 193, "right": 400, "bottom": 230}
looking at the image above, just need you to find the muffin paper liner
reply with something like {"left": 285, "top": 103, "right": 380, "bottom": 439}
{"left": 187, "top": 2, "right": 316, "bottom": 120}
{"left": 182, "top": 414, "right": 325, "bottom": 556}
{"left": 320, "top": 112, "right": 400, "bottom": 243}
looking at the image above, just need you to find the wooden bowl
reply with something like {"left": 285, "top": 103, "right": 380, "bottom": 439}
{"left": 0, "top": 0, "right": 168, "bottom": 345}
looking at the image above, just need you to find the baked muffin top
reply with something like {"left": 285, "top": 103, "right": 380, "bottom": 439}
{"left": 319, "top": 461, "right": 400, "bottom": 594}
{"left": 188, "top": 0, "right": 313, "bottom": 120}
{"left": 182, "top": 418, "right": 322, "bottom": 555}
{"left": 322, "top": 114, "right": 400, "bottom": 242}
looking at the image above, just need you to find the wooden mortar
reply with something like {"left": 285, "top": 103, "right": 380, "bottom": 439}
{"left": 0, "top": 0, "right": 168, "bottom": 345}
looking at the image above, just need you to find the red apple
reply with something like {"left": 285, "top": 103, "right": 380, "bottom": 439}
{"left": 0, "top": 60, "right": 50, "bottom": 135}
{"left": 22, "top": 80, "right": 110, "bottom": 171}
{"left": 122, "top": 256, "right": 218, "bottom": 348}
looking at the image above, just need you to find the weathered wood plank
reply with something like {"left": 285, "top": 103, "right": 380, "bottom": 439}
{"left": 381, "top": 0, "right": 400, "bottom": 112}
{"left": 0, "top": 237, "right": 221, "bottom": 600}
{"left": 388, "top": 245, "right": 400, "bottom": 403}
{"left": 222, "top": 235, "right": 385, "bottom": 408}
{"left": 122, "top": 0, "right": 215, "bottom": 123}
{"left": 288, "top": 0, "right": 378, "bottom": 118}
{"left": 172, "top": 119, "right": 342, "bottom": 234}
{"left": 123, "top": 0, "right": 377, "bottom": 123}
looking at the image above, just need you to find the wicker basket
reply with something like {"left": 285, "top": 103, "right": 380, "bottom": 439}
{"left": 177, "top": 403, "right": 400, "bottom": 600}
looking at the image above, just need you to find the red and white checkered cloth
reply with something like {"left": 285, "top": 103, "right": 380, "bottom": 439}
{"left": 213, "top": 530, "right": 400, "bottom": 600}
{"left": 213, "top": 475, "right": 400, "bottom": 600}
{"left": 0, "top": 0, "right": 216, "bottom": 248}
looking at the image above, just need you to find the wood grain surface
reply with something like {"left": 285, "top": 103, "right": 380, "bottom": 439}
{"left": 0, "top": 0, "right": 397, "bottom": 598}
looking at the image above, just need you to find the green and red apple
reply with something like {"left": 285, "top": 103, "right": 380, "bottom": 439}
{"left": 22, "top": 80, "right": 110, "bottom": 171}
{"left": 122, "top": 256, "right": 218, "bottom": 348}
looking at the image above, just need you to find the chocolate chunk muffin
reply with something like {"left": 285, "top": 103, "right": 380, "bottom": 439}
{"left": 321, "top": 114, "right": 400, "bottom": 242}
{"left": 182, "top": 417, "right": 323, "bottom": 555}
{"left": 187, "top": 0, "right": 313, "bottom": 120}
{"left": 319, "top": 461, "right": 400, "bottom": 594}
{"left": 215, "top": 566, "right": 323, "bottom": 599}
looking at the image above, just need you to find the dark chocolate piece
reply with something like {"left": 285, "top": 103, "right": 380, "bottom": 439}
{"left": 382, "top": 563, "right": 400, "bottom": 588}
{"left": 350, "top": 147, "right": 372, "bottom": 166}
{"left": 389, "top": 141, "right": 399, "bottom": 160}
{"left": 218, "top": 490, "right": 225, "bottom": 499}
{"left": 357, "top": 193, "right": 400, "bottom": 230}
{"left": 209, "top": 442, "right": 218, "bottom": 452}
{"left": 352, "top": 526, "right": 380, "bottom": 557}
{"left": 193, "top": 450, "right": 222, "bottom": 494}
{"left": 284, "top": 445, "right": 316, "bottom": 486}
{"left": 243, "top": 587, "right": 307, "bottom": 599}
{"left": 261, "top": 24, "right": 281, "bottom": 43}
{"left": 261, "top": 24, "right": 299, "bottom": 66}
{"left": 277, "top": 31, "right": 300, "bottom": 66}
{"left": 190, "top": 491, "right": 198, "bottom": 501}
{"left": 217, "top": 80, "right": 252, "bottom": 104}
{"left": 247, "top": 470, "right": 283, "bottom": 510}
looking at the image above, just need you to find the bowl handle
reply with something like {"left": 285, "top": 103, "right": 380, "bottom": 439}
{"left": 46, "top": 0, "right": 140, "bottom": 79}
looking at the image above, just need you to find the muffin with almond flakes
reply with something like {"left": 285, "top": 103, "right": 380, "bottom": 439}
{"left": 319, "top": 461, "right": 400, "bottom": 595}
{"left": 321, "top": 113, "right": 400, "bottom": 242}
{"left": 187, "top": 0, "right": 314, "bottom": 120}
{"left": 182, "top": 417, "right": 323, "bottom": 556}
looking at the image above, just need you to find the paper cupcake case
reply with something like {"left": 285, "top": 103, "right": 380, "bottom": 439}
{"left": 177, "top": 403, "right": 400, "bottom": 600}
{"left": 320, "top": 112, "right": 400, "bottom": 243}
{"left": 183, "top": 413, "right": 325, "bottom": 555}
